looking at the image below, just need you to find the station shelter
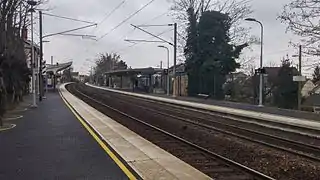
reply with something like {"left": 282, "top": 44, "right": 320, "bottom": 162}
{"left": 104, "top": 68, "right": 169, "bottom": 94}
{"left": 104, "top": 65, "right": 188, "bottom": 96}
{"left": 45, "top": 62, "right": 72, "bottom": 90}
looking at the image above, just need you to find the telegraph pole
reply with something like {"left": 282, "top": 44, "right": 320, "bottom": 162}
{"left": 298, "top": 45, "right": 302, "bottom": 110}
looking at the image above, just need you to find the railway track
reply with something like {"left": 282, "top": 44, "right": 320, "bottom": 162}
{"left": 83, "top": 84, "right": 320, "bottom": 162}
{"left": 102, "top": 88, "right": 320, "bottom": 162}
{"left": 103, "top": 85, "right": 320, "bottom": 137}
{"left": 67, "top": 83, "right": 274, "bottom": 180}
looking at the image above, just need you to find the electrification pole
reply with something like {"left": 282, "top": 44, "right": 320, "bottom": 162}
{"left": 30, "top": 9, "right": 37, "bottom": 107}
{"left": 39, "top": 11, "right": 43, "bottom": 101}
{"left": 173, "top": 23, "right": 177, "bottom": 97}
{"left": 129, "top": 23, "right": 178, "bottom": 96}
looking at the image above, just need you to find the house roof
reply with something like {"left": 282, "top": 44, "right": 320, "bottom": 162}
{"left": 169, "top": 63, "right": 185, "bottom": 73}
{"left": 71, "top": 72, "right": 79, "bottom": 76}
{"left": 264, "top": 66, "right": 299, "bottom": 76}
{"left": 105, "top": 67, "right": 163, "bottom": 76}
{"left": 46, "top": 62, "right": 73, "bottom": 74}
{"left": 311, "top": 85, "right": 320, "bottom": 94}
{"left": 303, "top": 94, "right": 320, "bottom": 106}
{"left": 264, "top": 67, "right": 281, "bottom": 77}
{"left": 261, "top": 66, "right": 299, "bottom": 84}
{"left": 226, "top": 72, "right": 247, "bottom": 79}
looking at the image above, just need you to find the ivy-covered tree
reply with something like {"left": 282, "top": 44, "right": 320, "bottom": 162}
{"left": 184, "top": 7, "right": 199, "bottom": 96}
{"left": 197, "top": 10, "right": 247, "bottom": 99}
{"left": 273, "top": 58, "right": 299, "bottom": 109}
{"left": 312, "top": 65, "right": 320, "bottom": 83}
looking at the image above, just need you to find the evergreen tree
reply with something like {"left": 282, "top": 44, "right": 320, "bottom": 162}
{"left": 184, "top": 9, "right": 247, "bottom": 98}
{"left": 197, "top": 11, "right": 247, "bottom": 99}
{"left": 312, "top": 66, "right": 320, "bottom": 83}
{"left": 273, "top": 58, "right": 299, "bottom": 109}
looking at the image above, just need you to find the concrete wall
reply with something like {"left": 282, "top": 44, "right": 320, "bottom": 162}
{"left": 173, "top": 74, "right": 188, "bottom": 96}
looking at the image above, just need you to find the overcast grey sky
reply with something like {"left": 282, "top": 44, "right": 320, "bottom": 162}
{"left": 34, "top": 0, "right": 314, "bottom": 76}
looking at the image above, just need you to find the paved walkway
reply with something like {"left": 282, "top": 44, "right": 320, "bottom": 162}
{"left": 0, "top": 92, "right": 128, "bottom": 180}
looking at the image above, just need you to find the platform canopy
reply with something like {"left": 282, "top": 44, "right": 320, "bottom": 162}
{"left": 46, "top": 62, "right": 73, "bottom": 75}
{"left": 105, "top": 67, "right": 163, "bottom": 76}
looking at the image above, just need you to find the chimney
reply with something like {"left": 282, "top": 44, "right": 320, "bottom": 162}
{"left": 22, "top": 28, "right": 28, "bottom": 41}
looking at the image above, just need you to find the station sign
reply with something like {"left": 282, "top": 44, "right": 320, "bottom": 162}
{"left": 293, "top": 76, "right": 306, "bottom": 82}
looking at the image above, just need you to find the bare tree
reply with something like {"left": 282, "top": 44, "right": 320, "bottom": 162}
{"left": 93, "top": 53, "right": 128, "bottom": 86}
{"left": 170, "top": 0, "right": 253, "bottom": 44}
{"left": 0, "top": 0, "right": 46, "bottom": 127}
{"left": 238, "top": 55, "right": 257, "bottom": 74}
{"left": 279, "top": 0, "right": 320, "bottom": 55}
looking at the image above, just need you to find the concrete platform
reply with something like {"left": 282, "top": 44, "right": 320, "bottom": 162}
{"left": 87, "top": 84, "right": 320, "bottom": 132}
{"left": 60, "top": 84, "right": 211, "bottom": 180}
{"left": 111, "top": 86, "right": 320, "bottom": 121}
{"left": 0, "top": 91, "right": 128, "bottom": 180}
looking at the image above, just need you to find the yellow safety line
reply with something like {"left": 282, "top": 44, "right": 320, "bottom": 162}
{"left": 59, "top": 91, "right": 137, "bottom": 180}
{"left": 0, "top": 124, "right": 16, "bottom": 132}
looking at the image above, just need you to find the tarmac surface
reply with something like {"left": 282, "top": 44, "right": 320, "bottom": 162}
{"left": 0, "top": 92, "right": 128, "bottom": 180}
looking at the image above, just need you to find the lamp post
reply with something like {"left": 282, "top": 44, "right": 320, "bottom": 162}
{"left": 27, "top": 0, "right": 37, "bottom": 107}
{"left": 245, "top": 18, "right": 264, "bottom": 107}
{"left": 158, "top": 45, "right": 170, "bottom": 96}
